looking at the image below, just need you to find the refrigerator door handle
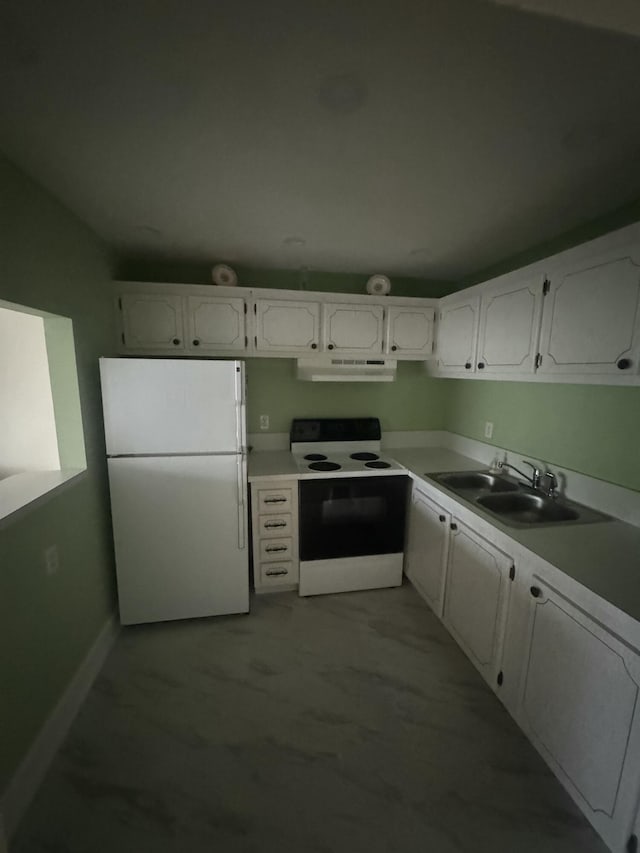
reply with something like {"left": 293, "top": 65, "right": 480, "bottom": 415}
{"left": 236, "top": 455, "right": 246, "bottom": 550}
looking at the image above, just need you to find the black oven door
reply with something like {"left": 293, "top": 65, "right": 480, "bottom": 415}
{"left": 299, "top": 476, "right": 409, "bottom": 561}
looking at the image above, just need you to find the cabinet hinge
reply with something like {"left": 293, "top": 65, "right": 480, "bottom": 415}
{"left": 535, "top": 353, "right": 542, "bottom": 369}
{"left": 509, "top": 565, "right": 515, "bottom": 581}
{"left": 121, "top": 332, "right": 125, "bottom": 345}
{"left": 245, "top": 335, "right": 248, "bottom": 347}
{"left": 627, "top": 834, "right": 638, "bottom": 853}
{"left": 118, "top": 297, "right": 122, "bottom": 310}
{"left": 542, "top": 278, "right": 550, "bottom": 295}
{"left": 244, "top": 303, "right": 247, "bottom": 314}
{"left": 497, "top": 671, "right": 504, "bottom": 687}
{"left": 254, "top": 336, "right": 257, "bottom": 347}
{"left": 253, "top": 303, "right": 257, "bottom": 314}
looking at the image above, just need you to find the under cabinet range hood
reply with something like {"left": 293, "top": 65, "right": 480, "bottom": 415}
{"left": 296, "top": 357, "right": 398, "bottom": 382}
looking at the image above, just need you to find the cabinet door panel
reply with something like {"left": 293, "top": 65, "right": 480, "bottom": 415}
{"left": 187, "top": 295, "right": 246, "bottom": 352}
{"left": 255, "top": 300, "right": 320, "bottom": 353}
{"left": 404, "top": 490, "right": 449, "bottom": 617}
{"left": 121, "top": 293, "right": 184, "bottom": 351}
{"left": 443, "top": 522, "right": 512, "bottom": 685}
{"left": 435, "top": 296, "right": 479, "bottom": 374}
{"left": 519, "top": 579, "right": 640, "bottom": 850}
{"left": 323, "top": 303, "right": 384, "bottom": 354}
{"left": 477, "top": 276, "right": 543, "bottom": 373}
{"left": 385, "top": 306, "right": 435, "bottom": 357}
{"left": 538, "top": 250, "right": 640, "bottom": 375}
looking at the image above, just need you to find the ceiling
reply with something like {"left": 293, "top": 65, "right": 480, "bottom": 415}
{"left": 1, "top": 0, "right": 640, "bottom": 282}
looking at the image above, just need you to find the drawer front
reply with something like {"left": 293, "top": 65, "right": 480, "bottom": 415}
{"left": 258, "top": 513, "right": 293, "bottom": 537}
{"left": 257, "top": 488, "right": 293, "bottom": 513}
{"left": 260, "top": 562, "right": 294, "bottom": 585}
{"left": 259, "top": 537, "right": 293, "bottom": 562}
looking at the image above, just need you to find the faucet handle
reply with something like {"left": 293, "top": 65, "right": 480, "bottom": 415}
{"left": 521, "top": 460, "right": 541, "bottom": 487}
{"left": 543, "top": 471, "right": 558, "bottom": 497}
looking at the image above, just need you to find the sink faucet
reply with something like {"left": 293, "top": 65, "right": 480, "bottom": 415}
{"left": 498, "top": 459, "right": 541, "bottom": 489}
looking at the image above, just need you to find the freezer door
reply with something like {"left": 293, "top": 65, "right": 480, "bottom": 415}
{"left": 100, "top": 358, "right": 244, "bottom": 455}
{"left": 108, "top": 454, "right": 249, "bottom": 624}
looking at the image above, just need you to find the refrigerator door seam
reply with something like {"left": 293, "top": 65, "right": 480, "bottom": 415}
{"left": 237, "top": 455, "right": 246, "bottom": 550}
{"left": 108, "top": 451, "right": 240, "bottom": 458}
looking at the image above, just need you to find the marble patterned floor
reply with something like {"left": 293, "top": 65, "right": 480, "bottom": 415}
{"left": 13, "top": 584, "right": 608, "bottom": 853}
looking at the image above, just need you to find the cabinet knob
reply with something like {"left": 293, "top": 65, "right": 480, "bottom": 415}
{"left": 464, "top": 362, "right": 471, "bottom": 370}
{"left": 477, "top": 362, "right": 485, "bottom": 369}
{"left": 438, "top": 514, "right": 446, "bottom": 522}
{"left": 617, "top": 358, "right": 632, "bottom": 370}
{"left": 328, "top": 344, "right": 335, "bottom": 350}
{"left": 450, "top": 522, "right": 458, "bottom": 531}
{"left": 530, "top": 586, "right": 542, "bottom": 598}
{"left": 391, "top": 345, "right": 398, "bottom": 352}
{"left": 172, "top": 338, "right": 180, "bottom": 346}
{"left": 311, "top": 342, "right": 317, "bottom": 349}
{"left": 192, "top": 338, "right": 200, "bottom": 346}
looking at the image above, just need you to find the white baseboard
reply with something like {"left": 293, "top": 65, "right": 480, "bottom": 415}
{"left": 1, "top": 612, "right": 120, "bottom": 840}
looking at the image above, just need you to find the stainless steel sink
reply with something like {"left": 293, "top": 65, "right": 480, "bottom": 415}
{"left": 428, "top": 470, "right": 611, "bottom": 528}
{"left": 432, "top": 471, "right": 519, "bottom": 493}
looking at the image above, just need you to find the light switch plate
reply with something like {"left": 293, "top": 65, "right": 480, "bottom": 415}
{"left": 484, "top": 421, "right": 494, "bottom": 439}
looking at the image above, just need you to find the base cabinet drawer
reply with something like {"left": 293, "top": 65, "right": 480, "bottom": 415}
{"left": 259, "top": 537, "right": 293, "bottom": 562}
{"left": 260, "top": 562, "right": 295, "bottom": 585}
{"left": 258, "top": 513, "right": 293, "bottom": 537}
{"left": 257, "top": 488, "right": 293, "bottom": 513}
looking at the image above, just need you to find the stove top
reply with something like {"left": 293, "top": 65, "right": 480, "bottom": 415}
{"left": 290, "top": 417, "right": 403, "bottom": 478}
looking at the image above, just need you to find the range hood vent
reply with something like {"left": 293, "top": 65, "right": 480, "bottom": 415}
{"left": 296, "top": 357, "right": 397, "bottom": 382}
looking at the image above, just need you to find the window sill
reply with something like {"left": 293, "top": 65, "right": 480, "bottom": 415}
{"left": 0, "top": 469, "right": 86, "bottom": 528}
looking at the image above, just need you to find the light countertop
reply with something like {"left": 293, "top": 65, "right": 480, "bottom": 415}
{"left": 247, "top": 446, "right": 640, "bottom": 624}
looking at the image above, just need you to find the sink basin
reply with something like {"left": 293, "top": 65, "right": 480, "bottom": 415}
{"left": 476, "top": 491, "right": 610, "bottom": 528}
{"left": 477, "top": 492, "right": 579, "bottom": 524}
{"left": 426, "top": 469, "right": 611, "bottom": 528}
{"left": 433, "top": 471, "right": 519, "bottom": 493}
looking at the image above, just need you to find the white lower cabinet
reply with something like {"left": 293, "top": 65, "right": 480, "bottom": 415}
{"left": 404, "top": 488, "right": 450, "bottom": 617}
{"left": 442, "top": 520, "right": 514, "bottom": 688}
{"left": 517, "top": 577, "right": 640, "bottom": 852}
{"left": 250, "top": 479, "right": 299, "bottom": 592}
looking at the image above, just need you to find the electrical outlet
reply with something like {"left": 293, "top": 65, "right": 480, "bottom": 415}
{"left": 484, "top": 421, "right": 494, "bottom": 439}
{"left": 259, "top": 414, "right": 269, "bottom": 431}
{"left": 44, "top": 545, "right": 59, "bottom": 575}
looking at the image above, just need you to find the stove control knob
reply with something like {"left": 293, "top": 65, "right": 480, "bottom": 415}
{"left": 311, "top": 342, "right": 317, "bottom": 349}
{"left": 328, "top": 344, "right": 335, "bottom": 350}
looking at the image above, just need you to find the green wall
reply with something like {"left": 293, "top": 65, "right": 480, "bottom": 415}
{"left": 444, "top": 204, "right": 640, "bottom": 494}
{"left": 246, "top": 359, "right": 447, "bottom": 434}
{"left": 0, "top": 156, "right": 116, "bottom": 796}
{"left": 444, "top": 380, "right": 640, "bottom": 491}
{"left": 117, "top": 258, "right": 453, "bottom": 298}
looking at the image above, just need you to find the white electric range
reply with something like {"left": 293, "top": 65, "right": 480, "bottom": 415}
{"left": 290, "top": 418, "right": 410, "bottom": 597}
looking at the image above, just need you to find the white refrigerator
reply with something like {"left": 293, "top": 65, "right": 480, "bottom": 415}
{"left": 99, "top": 357, "right": 249, "bottom": 625}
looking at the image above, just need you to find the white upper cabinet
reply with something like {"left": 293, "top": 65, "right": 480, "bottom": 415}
{"left": 255, "top": 299, "right": 321, "bottom": 353}
{"left": 186, "top": 295, "right": 246, "bottom": 353}
{"left": 323, "top": 302, "right": 384, "bottom": 355}
{"left": 518, "top": 577, "right": 640, "bottom": 853}
{"left": 537, "top": 246, "right": 640, "bottom": 376}
{"left": 435, "top": 293, "right": 480, "bottom": 374}
{"left": 476, "top": 275, "right": 544, "bottom": 374}
{"left": 385, "top": 306, "right": 435, "bottom": 357}
{"left": 121, "top": 293, "right": 185, "bottom": 351}
{"left": 404, "top": 488, "right": 450, "bottom": 617}
{"left": 443, "top": 520, "right": 513, "bottom": 688}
